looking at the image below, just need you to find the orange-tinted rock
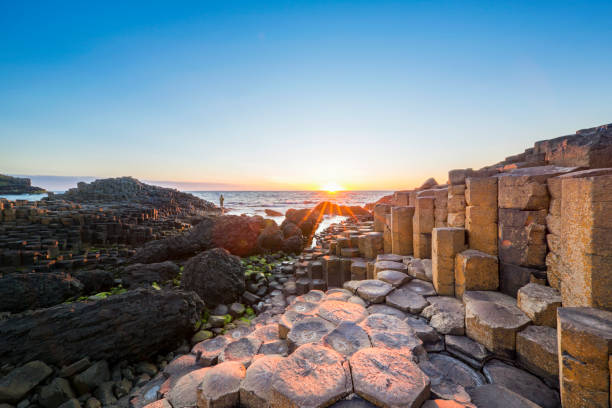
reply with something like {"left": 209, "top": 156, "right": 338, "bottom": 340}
{"left": 516, "top": 283, "right": 561, "bottom": 327}
{"left": 317, "top": 300, "right": 367, "bottom": 326}
{"left": 557, "top": 307, "right": 612, "bottom": 408}
{"left": 167, "top": 367, "right": 210, "bottom": 408}
{"left": 197, "top": 361, "right": 246, "bottom": 408}
{"left": 248, "top": 324, "right": 280, "bottom": 344}
{"left": 240, "top": 355, "right": 283, "bottom": 408}
{"left": 270, "top": 344, "right": 352, "bottom": 408}
{"left": 350, "top": 347, "right": 430, "bottom": 408}
{"left": 358, "top": 313, "right": 411, "bottom": 336}
{"left": 516, "top": 325, "right": 558, "bottom": 387}
{"left": 454, "top": 249, "right": 498, "bottom": 298}
{"left": 218, "top": 337, "right": 262, "bottom": 367}
{"left": 191, "top": 336, "right": 229, "bottom": 367}
{"left": 286, "top": 316, "right": 335, "bottom": 352}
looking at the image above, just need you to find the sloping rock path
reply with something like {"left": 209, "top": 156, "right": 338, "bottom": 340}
{"left": 140, "top": 273, "right": 559, "bottom": 408}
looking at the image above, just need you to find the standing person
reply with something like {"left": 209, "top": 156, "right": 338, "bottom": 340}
{"left": 219, "top": 194, "right": 224, "bottom": 213}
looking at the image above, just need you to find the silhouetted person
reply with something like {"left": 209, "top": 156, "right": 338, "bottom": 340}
{"left": 219, "top": 194, "right": 224, "bottom": 213}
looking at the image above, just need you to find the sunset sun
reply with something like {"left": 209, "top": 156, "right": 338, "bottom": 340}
{"left": 321, "top": 182, "right": 344, "bottom": 193}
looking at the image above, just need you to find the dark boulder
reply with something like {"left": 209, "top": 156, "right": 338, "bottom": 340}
{"left": 121, "top": 261, "right": 180, "bottom": 288}
{"left": 130, "top": 217, "right": 216, "bottom": 264}
{"left": 257, "top": 224, "right": 284, "bottom": 253}
{"left": 281, "top": 221, "right": 302, "bottom": 240}
{"left": 282, "top": 209, "right": 320, "bottom": 238}
{"left": 282, "top": 236, "right": 303, "bottom": 255}
{"left": 211, "top": 215, "right": 265, "bottom": 256}
{"left": 180, "top": 248, "right": 245, "bottom": 307}
{"left": 74, "top": 270, "right": 114, "bottom": 294}
{"left": 0, "top": 288, "right": 204, "bottom": 367}
{"left": 0, "top": 272, "right": 83, "bottom": 313}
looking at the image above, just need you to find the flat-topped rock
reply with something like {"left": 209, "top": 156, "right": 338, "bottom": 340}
{"left": 422, "top": 297, "right": 465, "bottom": 335}
{"left": 403, "top": 279, "right": 436, "bottom": 297}
{"left": 287, "top": 316, "right": 335, "bottom": 352}
{"left": 278, "top": 311, "right": 311, "bottom": 339}
{"left": 317, "top": 300, "right": 368, "bottom": 325}
{"left": 270, "top": 344, "right": 352, "bottom": 408}
{"left": 286, "top": 300, "right": 320, "bottom": 315}
{"left": 468, "top": 384, "right": 542, "bottom": 408}
{"left": 359, "top": 313, "right": 411, "bottom": 335}
{"left": 376, "top": 254, "right": 405, "bottom": 263}
{"left": 374, "top": 260, "right": 408, "bottom": 274}
{"left": 464, "top": 292, "right": 531, "bottom": 356}
{"left": 259, "top": 339, "right": 289, "bottom": 356}
{"left": 322, "top": 322, "right": 372, "bottom": 357}
{"left": 386, "top": 287, "right": 429, "bottom": 314}
{"left": 356, "top": 280, "right": 393, "bottom": 303}
{"left": 369, "top": 330, "right": 425, "bottom": 361}
{"left": 296, "top": 290, "right": 325, "bottom": 303}
{"left": 218, "top": 337, "right": 262, "bottom": 367}
{"left": 516, "top": 283, "right": 561, "bottom": 327}
{"left": 197, "top": 361, "right": 246, "bottom": 408}
{"left": 240, "top": 355, "right": 283, "bottom": 408}
{"left": 483, "top": 359, "right": 560, "bottom": 408}
{"left": 376, "top": 269, "right": 411, "bottom": 287}
{"left": 350, "top": 348, "right": 430, "bottom": 408}
{"left": 192, "top": 336, "right": 230, "bottom": 367}
{"left": 248, "top": 324, "right": 280, "bottom": 344}
{"left": 366, "top": 304, "right": 408, "bottom": 320}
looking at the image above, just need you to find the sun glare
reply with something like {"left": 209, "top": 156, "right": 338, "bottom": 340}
{"left": 321, "top": 182, "right": 344, "bottom": 193}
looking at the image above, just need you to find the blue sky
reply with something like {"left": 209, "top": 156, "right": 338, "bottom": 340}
{"left": 1, "top": 0, "right": 611, "bottom": 190}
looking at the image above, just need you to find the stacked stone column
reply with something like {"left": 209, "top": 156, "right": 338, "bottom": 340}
{"left": 465, "top": 176, "right": 498, "bottom": 256}
{"left": 413, "top": 195, "right": 434, "bottom": 259}
{"left": 433, "top": 187, "right": 448, "bottom": 228}
{"left": 558, "top": 169, "right": 612, "bottom": 310}
{"left": 431, "top": 227, "right": 466, "bottom": 296}
{"left": 545, "top": 176, "right": 563, "bottom": 290}
{"left": 557, "top": 307, "right": 612, "bottom": 407}
{"left": 497, "top": 167, "right": 575, "bottom": 297}
{"left": 447, "top": 169, "right": 471, "bottom": 227}
{"left": 390, "top": 206, "right": 414, "bottom": 255}
{"left": 373, "top": 204, "right": 390, "bottom": 233}
{"left": 383, "top": 214, "right": 392, "bottom": 253}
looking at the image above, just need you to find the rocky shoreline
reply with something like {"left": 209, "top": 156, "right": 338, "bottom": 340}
{"left": 0, "top": 123, "right": 611, "bottom": 408}
{"left": 0, "top": 175, "right": 46, "bottom": 195}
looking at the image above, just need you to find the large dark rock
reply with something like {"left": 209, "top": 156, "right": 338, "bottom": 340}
{"left": 282, "top": 208, "right": 321, "bottom": 238}
{"left": 130, "top": 217, "right": 216, "bottom": 264}
{"left": 180, "top": 248, "right": 245, "bottom": 306}
{"left": 211, "top": 215, "right": 266, "bottom": 256}
{"left": 256, "top": 223, "right": 284, "bottom": 253}
{"left": 121, "top": 261, "right": 180, "bottom": 288}
{"left": 74, "top": 270, "right": 114, "bottom": 294}
{"left": 282, "top": 235, "right": 303, "bottom": 255}
{"left": 0, "top": 288, "right": 204, "bottom": 367}
{"left": 131, "top": 214, "right": 270, "bottom": 262}
{"left": 0, "top": 272, "right": 83, "bottom": 313}
{"left": 281, "top": 221, "right": 302, "bottom": 239}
